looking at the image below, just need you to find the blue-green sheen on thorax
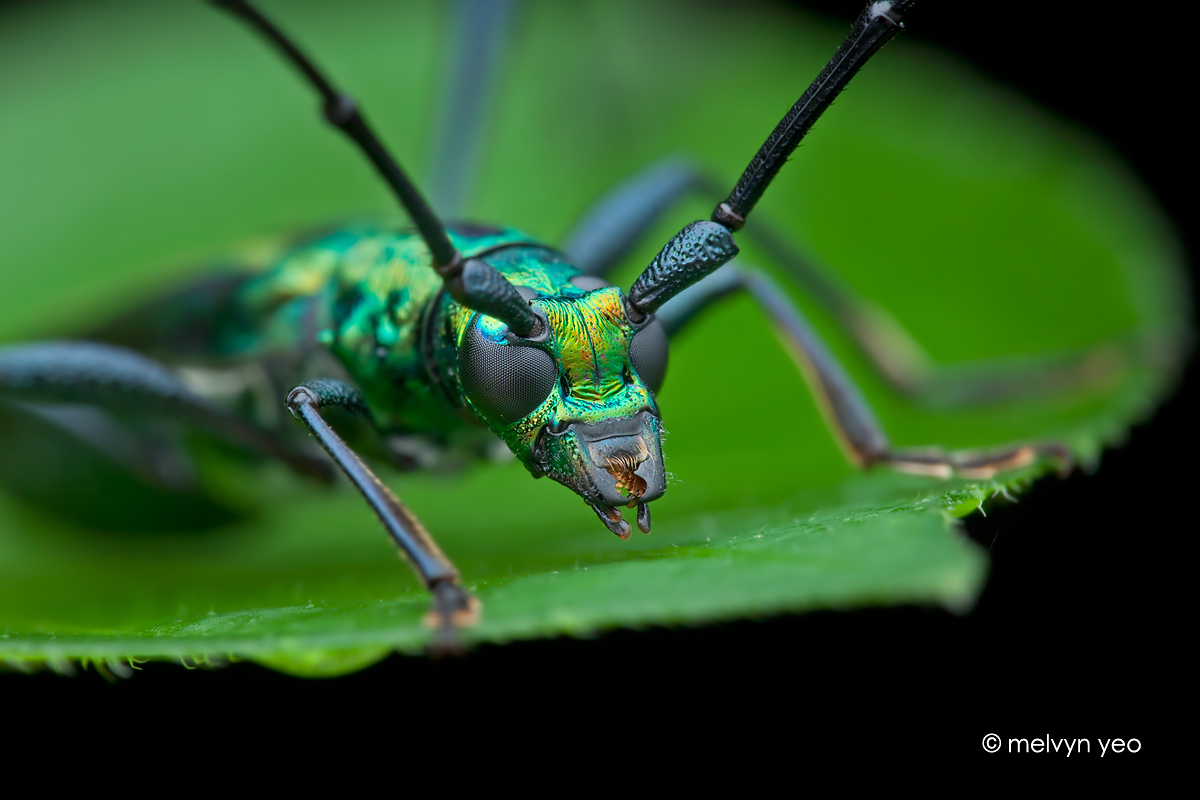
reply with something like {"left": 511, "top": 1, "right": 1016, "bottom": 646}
{"left": 196, "top": 224, "right": 658, "bottom": 476}
{"left": 213, "top": 226, "right": 538, "bottom": 432}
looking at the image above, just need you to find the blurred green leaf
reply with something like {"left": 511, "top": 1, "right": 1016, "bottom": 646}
{"left": 0, "top": 0, "right": 1187, "bottom": 676}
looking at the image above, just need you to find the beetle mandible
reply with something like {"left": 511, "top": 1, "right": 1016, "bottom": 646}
{"left": 0, "top": 0, "right": 1095, "bottom": 651}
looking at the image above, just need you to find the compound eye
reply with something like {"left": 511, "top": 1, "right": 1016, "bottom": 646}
{"left": 458, "top": 317, "right": 557, "bottom": 424}
{"left": 629, "top": 317, "right": 669, "bottom": 394}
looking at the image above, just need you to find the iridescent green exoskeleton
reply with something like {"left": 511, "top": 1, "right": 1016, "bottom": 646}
{"left": 0, "top": 1, "right": 1084, "bottom": 650}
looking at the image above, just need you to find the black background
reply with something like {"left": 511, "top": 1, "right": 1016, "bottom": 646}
{"left": 5, "top": 1, "right": 1192, "bottom": 757}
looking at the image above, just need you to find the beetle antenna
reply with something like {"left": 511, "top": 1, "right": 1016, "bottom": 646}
{"left": 624, "top": 1, "right": 913, "bottom": 322}
{"left": 210, "top": 0, "right": 456, "bottom": 268}
{"left": 712, "top": 0, "right": 914, "bottom": 232}
{"left": 210, "top": 0, "right": 541, "bottom": 337}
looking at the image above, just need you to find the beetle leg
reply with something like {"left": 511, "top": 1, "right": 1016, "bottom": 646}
{"left": 568, "top": 156, "right": 1128, "bottom": 406}
{"left": 658, "top": 264, "right": 1071, "bottom": 478}
{"left": 563, "top": 156, "right": 718, "bottom": 277}
{"left": 426, "top": 0, "right": 515, "bottom": 219}
{"left": 286, "top": 379, "right": 479, "bottom": 654}
{"left": 0, "top": 398, "right": 248, "bottom": 532}
{"left": 0, "top": 341, "right": 331, "bottom": 481}
{"left": 739, "top": 222, "right": 1133, "bottom": 408}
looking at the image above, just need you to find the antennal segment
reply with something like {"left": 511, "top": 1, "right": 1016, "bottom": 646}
{"left": 712, "top": 0, "right": 914, "bottom": 232}
{"left": 625, "top": 2, "right": 912, "bottom": 319}
{"left": 210, "top": 0, "right": 541, "bottom": 337}
{"left": 211, "top": 0, "right": 458, "bottom": 270}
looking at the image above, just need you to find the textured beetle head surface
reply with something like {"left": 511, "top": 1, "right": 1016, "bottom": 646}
{"left": 454, "top": 258, "right": 669, "bottom": 538}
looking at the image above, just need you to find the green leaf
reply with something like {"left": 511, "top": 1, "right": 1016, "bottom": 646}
{"left": 0, "top": 1, "right": 1187, "bottom": 676}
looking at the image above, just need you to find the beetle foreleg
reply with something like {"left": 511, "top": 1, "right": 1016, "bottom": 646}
{"left": 659, "top": 265, "right": 1071, "bottom": 479}
{"left": 661, "top": 265, "right": 888, "bottom": 466}
{"left": 743, "top": 222, "right": 1133, "bottom": 408}
{"left": 285, "top": 379, "right": 479, "bottom": 653}
{"left": 885, "top": 443, "right": 1072, "bottom": 481}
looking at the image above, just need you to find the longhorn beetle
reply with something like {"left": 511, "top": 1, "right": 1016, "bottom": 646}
{"left": 0, "top": 0, "right": 1080, "bottom": 651}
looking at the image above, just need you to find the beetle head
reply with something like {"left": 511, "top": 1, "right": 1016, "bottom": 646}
{"left": 456, "top": 274, "right": 669, "bottom": 537}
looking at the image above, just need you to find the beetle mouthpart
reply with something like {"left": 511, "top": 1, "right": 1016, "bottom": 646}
{"left": 591, "top": 503, "right": 631, "bottom": 539}
{"left": 637, "top": 502, "right": 651, "bottom": 534}
{"left": 605, "top": 452, "right": 648, "bottom": 506}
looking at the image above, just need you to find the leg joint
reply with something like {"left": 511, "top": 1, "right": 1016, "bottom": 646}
{"left": 285, "top": 385, "right": 319, "bottom": 419}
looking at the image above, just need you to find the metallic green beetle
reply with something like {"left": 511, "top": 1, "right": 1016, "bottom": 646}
{"left": 0, "top": 0, "right": 1072, "bottom": 649}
